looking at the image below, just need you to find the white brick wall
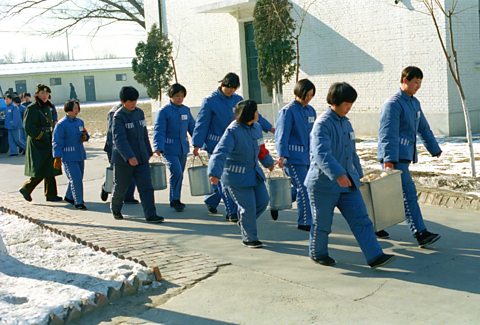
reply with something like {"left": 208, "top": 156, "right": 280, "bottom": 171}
{"left": 146, "top": 0, "right": 480, "bottom": 135}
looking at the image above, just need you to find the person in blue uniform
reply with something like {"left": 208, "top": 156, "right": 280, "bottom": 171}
{"left": 192, "top": 72, "right": 274, "bottom": 222}
{"left": 101, "top": 102, "right": 138, "bottom": 204}
{"left": 275, "top": 79, "right": 317, "bottom": 231}
{"left": 110, "top": 86, "right": 164, "bottom": 223}
{"left": 52, "top": 100, "right": 89, "bottom": 210}
{"left": 306, "top": 82, "right": 395, "bottom": 268}
{"left": 13, "top": 97, "right": 27, "bottom": 146}
{"left": 153, "top": 83, "right": 195, "bottom": 212}
{"left": 208, "top": 99, "right": 275, "bottom": 248}
{"left": 377, "top": 66, "right": 442, "bottom": 247}
{"left": 4, "top": 94, "right": 26, "bottom": 156}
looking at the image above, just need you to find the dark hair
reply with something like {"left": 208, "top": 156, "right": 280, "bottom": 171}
{"left": 294, "top": 79, "right": 316, "bottom": 100}
{"left": 401, "top": 66, "right": 423, "bottom": 82}
{"left": 235, "top": 99, "right": 257, "bottom": 124}
{"left": 119, "top": 86, "right": 139, "bottom": 102}
{"left": 13, "top": 97, "right": 21, "bottom": 104}
{"left": 5, "top": 93, "right": 13, "bottom": 100}
{"left": 219, "top": 72, "right": 240, "bottom": 89}
{"left": 326, "top": 82, "right": 358, "bottom": 106}
{"left": 168, "top": 83, "right": 187, "bottom": 98}
{"left": 64, "top": 99, "right": 80, "bottom": 112}
{"left": 24, "top": 92, "right": 31, "bottom": 97}
{"left": 35, "top": 83, "right": 51, "bottom": 94}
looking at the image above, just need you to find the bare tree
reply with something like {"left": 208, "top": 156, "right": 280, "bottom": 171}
{"left": 6, "top": 0, "right": 145, "bottom": 36}
{"left": 2, "top": 51, "right": 17, "bottom": 64}
{"left": 292, "top": 0, "right": 317, "bottom": 82}
{"left": 417, "top": 0, "right": 476, "bottom": 177}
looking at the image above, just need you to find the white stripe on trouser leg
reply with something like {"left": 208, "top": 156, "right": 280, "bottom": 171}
{"left": 309, "top": 191, "right": 318, "bottom": 258}
{"left": 228, "top": 187, "right": 249, "bottom": 240}
{"left": 290, "top": 165, "right": 308, "bottom": 225}
{"left": 403, "top": 192, "right": 418, "bottom": 234}
{"left": 64, "top": 162, "right": 79, "bottom": 204}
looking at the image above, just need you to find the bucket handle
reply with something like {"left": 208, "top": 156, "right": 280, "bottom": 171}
{"left": 267, "top": 165, "right": 287, "bottom": 179}
{"left": 191, "top": 154, "right": 207, "bottom": 168}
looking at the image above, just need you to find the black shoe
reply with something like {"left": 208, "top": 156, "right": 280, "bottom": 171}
{"left": 415, "top": 231, "right": 441, "bottom": 248}
{"left": 226, "top": 214, "right": 238, "bottom": 222}
{"left": 242, "top": 240, "right": 263, "bottom": 248}
{"left": 46, "top": 196, "right": 62, "bottom": 202}
{"left": 9, "top": 154, "right": 18, "bottom": 157}
{"left": 100, "top": 188, "right": 109, "bottom": 202}
{"left": 75, "top": 204, "right": 87, "bottom": 210}
{"left": 206, "top": 204, "right": 217, "bottom": 214}
{"left": 64, "top": 197, "right": 75, "bottom": 205}
{"left": 369, "top": 253, "right": 395, "bottom": 268}
{"left": 171, "top": 200, "right": 185, "bottom": 212}
{"left": 19, "top": 148, "right": 25, "bottom": 155}
{"left": 271, "top": 210, "right": 279, "bottom": 221}
{"left": 297, "top": 224, "right": 311, "bottom": 232}
{"left": 113, "top": 212, "right": 124, "bottom": 220}
{"left": 146, "top": 215, "right": 165, "bottom": 223}
{"left": 375, "top": 230, "right": 390, "bottom": 239}
{"left": 124, "top": 198, "right": 140, "bottom": 204}
{"left": 311, "top": 255, "right": 336, "bottom": 266}
{"left": 19, "top": 188, "right": 32, "bottom": 202}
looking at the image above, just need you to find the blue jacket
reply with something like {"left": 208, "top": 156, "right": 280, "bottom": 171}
{"left": 192, "top": 88, "right": 273, "bottom": 154}
{"left": 103, "top": 103, "right": 122, "bottom": 161}
{"left": 18, "top": 104, "right": 26, "bottom": 124}
{"left": 112, "top": 106, "right": 153, "bottom": 165}
{"left": 153, "top": 101, "right": 195, "bottom": 155}
{"left": 305, "top": 108, "right": 363, "bottom": 192}
{"left": 377, "top": 89, "right": 441, "bottom": 164}
{"left": 208, "top": 121, "right": 274, "bottom": 187}
{"left": 4, "top": 103, "right": 23, "bottom": 130}
{"left": 52, "top": 116, "right": 89, "bottom": 161}
{"left": 275, "top": 100, "right": 316, "bottom": 166}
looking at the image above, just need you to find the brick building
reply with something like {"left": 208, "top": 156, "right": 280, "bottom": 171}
{"left": 145, "top": 0, "right": 480, "bottom": 136}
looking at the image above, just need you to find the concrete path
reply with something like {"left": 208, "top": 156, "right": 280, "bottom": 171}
{"left": 0, "top": 141, "right": 479, "bottom": 324}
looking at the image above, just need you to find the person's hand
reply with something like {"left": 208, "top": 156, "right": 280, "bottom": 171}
{"left": 154, "top": 150, "right": 162, "bottom": 157}
{"left": 270, "top": 127, "right": 275, "bottom": 134}
{"left": 193, "top": 147, "right": 200, "bottom": 157}
{"left": 268, "top": 164, "right": 275, "bottom": 172}
{"left": 277, "top": 157, "right": 285, "bottom": 169}
{"left": 210, "top": 176, "right": 219, "bottom": 185}
{"left": 336, "top": 175, "right": 352, "bottom": 188}
{"left": 80, "top": 128, "right": 88, "bottom": 142}
{"left": 128, "top": 157, "right": 139, "bottom": 167}
{"left": 384, "top": 161, "right": 395, "bottom": 169}
{"left": 434, "top": 151, "right": 442, "bottom": 158}
{"left": 53, "top": 157, "right": 62, "bottom": 169}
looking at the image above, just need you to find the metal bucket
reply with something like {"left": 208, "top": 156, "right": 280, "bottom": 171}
{"left": 188, "top": 156, "right": 212, "bottom": 196}
{"left": 266, "top": 173, "right": 292, "bottom": 211}
{"left": 150, "top": 161, "right": 167, "bottom": 190}
{"left": 104, "top": 166, "right": 113, "bottom": 193}
{"left": 360, "top": 169, "right": 405, "bottom": 231}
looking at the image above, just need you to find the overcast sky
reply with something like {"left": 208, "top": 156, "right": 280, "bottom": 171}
{"left": 0, "top": 1, "right": 146, "bottom": 62}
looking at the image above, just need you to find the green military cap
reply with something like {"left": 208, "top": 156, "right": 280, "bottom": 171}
{"left": 35, "top": 83, "right": 51, "bottom": 93}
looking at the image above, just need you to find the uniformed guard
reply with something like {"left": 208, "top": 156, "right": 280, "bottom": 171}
{"left": 19, "top": 84, "right": 62, "bottom": 202}
{"left": 100, "top": 102, "right": 138, "bottom": 204}
{"left": 377, "top": 66, "right": 442, "bottom": 247}
{"left": 153, "top": 83, "right": 195, "bottom": 212}
{"left": 192, "top": 72, "right": 274, "bottom": 222}
{"left": 275, "top": 79, "right": 317, "bottom": 231}
{"left": 4, "top": 94, "right": 25, "bottom": 156}
{"left": 52, "top": 100, "right": 89, "bottom": 210}
{"left": 208, "top": 99, "right": 274, "bottom": 248}
{"left": 306, "top": 82, "right": 395, "bottom": 268}
{"left": 110, "top": 86, "right": 164, "bottom": 223}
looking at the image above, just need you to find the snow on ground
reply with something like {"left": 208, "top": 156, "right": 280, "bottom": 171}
{"left": 0, "top": 212, "right": 155, "bottom": 325}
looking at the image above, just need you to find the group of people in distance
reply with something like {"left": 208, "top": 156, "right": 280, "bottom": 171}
{"left": 16, "top": 66, "right": 442, "bottom": 268}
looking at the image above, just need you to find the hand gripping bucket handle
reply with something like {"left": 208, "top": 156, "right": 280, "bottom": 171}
{"left": 188, "top": 155, "right": 213, "bottom": 196}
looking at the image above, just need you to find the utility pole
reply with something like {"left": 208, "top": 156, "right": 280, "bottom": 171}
{"left": 66, "top": 30, "right": 70, "bottom": 60}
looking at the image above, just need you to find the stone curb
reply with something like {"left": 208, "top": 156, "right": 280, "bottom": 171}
{"left": 0, "top": 205, "right": 154, "bottom": 325}
{"left": 417, "top": 187, "right": 480, "bottom": 211}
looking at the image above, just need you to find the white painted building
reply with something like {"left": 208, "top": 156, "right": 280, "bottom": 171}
{"left": 146, "top": 0, "right": 480, "bottom": 136}
{"left": 0, "top": 58, "right": 148, "bottom": 105}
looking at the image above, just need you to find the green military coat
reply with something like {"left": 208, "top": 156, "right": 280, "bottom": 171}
{"left": 23, "top": 100, "right": 61, "bottom": 177}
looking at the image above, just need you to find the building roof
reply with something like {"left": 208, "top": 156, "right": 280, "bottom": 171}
{"left": 0, "top": 58, "right": 134, "bottom": 77}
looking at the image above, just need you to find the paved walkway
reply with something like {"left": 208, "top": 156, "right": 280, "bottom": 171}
{"left": 1, "top": 142, "right": 479, "bottom": 324}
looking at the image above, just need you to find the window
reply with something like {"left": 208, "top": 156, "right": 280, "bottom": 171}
{"left": 15, "top": 80, "right": 27, "bottom": 94}
{"left": 116, "top": 73, "right": 127, "bottom": 81}
{"left": 50, "top": 78, "right": 62, "bottom": 86}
